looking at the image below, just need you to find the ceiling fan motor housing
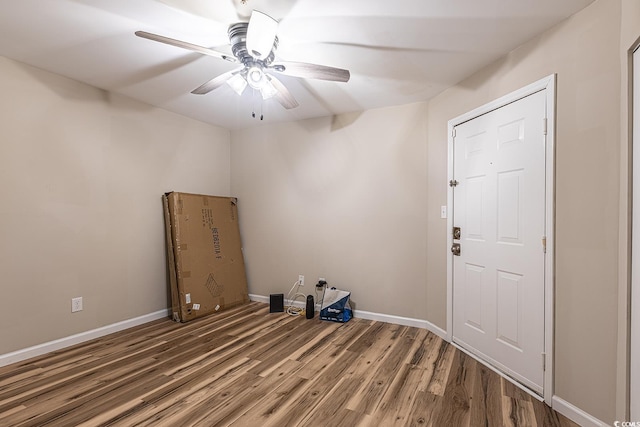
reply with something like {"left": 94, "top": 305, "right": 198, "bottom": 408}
{"left": 228, "top": 22, "right": 278, "bottom": 70}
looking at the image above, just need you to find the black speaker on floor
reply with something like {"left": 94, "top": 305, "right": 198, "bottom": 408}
{"left": 306, "top": 295, "right": 314, "bottom": 319}
{"left": 270, "top": 293, "right": 284, "bottom": 313}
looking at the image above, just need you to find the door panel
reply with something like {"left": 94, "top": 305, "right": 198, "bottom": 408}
{"left": 497, "top": 169, "right": 523, "bottom": 243}
{"left": 463, "top": 263, "right": 485, "bottom": 332}
{"left": 452, "top": 90, "right": 546, "bottom": 394}
{"left": 496, "top": 270, "right": 523, "bottom": 350}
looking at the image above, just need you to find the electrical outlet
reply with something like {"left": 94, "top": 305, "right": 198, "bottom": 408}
{"left": 71, "top": 297, "right": 83, "bottom": 313}
{"left": 298, "top": 274, "right": 304, "bottom": 286}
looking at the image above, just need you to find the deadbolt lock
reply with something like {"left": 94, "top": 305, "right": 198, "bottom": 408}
{"left": 453, "top": 227, "right": 461, "bottom": 240}
{"left": 451, "top": 243, "right": 461, "bottom": 256}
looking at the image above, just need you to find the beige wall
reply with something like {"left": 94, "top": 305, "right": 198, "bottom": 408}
{"left": 0, "top": 56, "right": 231, "bottom": 355}
{"left": 231, "top": 105, "right": 431, "bottom": 319}
{"left": 1, "top": 0, "right": 635, "bottom": 423}
{"left": 232, "top": 0, "right": 636, "bottom": 423}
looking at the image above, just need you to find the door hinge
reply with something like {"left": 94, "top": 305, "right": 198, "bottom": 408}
{"left": 543, "top": 118, "right": 548, "bottom": 136}
{"left": 449, "top": 179, "right": 459, "bottom": 187}
{"left": 542, "top": 236, "right": 547, "bottom": 253}
{"left": 452, "top": 127, "right": 456, "bottom": 137}
{"left": 542, "top": 352, "right": 546, "bottom": 371}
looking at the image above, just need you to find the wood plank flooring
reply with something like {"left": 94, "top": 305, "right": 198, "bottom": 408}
{"left": 0, "top": 302, "right": 578, "bottom": 426}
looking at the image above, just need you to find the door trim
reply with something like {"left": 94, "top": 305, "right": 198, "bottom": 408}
{"left": 631, "top": 44, "right": 639, "bottom": 421}
{"left": 446, "top": 74, "right": 556, "bottom": 405}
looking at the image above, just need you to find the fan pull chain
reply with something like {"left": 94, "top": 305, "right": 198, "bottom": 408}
{"left": 251, "top": 88, "right": 256, "bottom": 118}
{"left": 250, "top": 89, "right": 264, "bottom": 120}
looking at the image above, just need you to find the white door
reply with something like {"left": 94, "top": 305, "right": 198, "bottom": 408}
{"left": 452, "top": 90, "right": 547, "bottom": 394}
{"left": 631, "top": 44, "right": 639, "bottom": 421}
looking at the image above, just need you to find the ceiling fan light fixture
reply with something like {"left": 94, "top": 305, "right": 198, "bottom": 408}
{"left": 246, "top": 66, "right": 266, "bottom": 89}
{"left": 226, "top": 73, "right": 248, "bottom": 95}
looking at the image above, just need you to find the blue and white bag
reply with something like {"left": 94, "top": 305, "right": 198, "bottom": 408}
{"left": 320, "top": 287, "right": 352, "bottom": 323}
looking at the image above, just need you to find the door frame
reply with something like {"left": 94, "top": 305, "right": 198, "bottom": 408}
{"left": 631, "top": 44, "right": 639, "bottom": 421}
{"left": 446, "top": 74, "right": 556, "bottom": 405}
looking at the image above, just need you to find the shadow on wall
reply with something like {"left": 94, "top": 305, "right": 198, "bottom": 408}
{"left": 296, "top": 78, "right": 362, "bottom": 132}
{"left": 454, "top": 18, "right": 565, "bottom": 93}
{"left": 331, "top": 111, "right": 363, "bottom": 131}
{"left": 17, "top": 60, "right": 111, "bottom": 104}
{"left": 16, "top": 59, "right": 165, "bottom": 116}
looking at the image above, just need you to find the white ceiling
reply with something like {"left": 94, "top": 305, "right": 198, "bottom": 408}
{"left": 0, "top": 0, "right": 594, "bottom": 129}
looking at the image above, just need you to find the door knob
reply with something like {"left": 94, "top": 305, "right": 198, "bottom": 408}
{"left": 451, "top": 243, "right": 461, "bottom": 256}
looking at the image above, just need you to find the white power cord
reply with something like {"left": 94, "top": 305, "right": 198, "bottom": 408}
{"left": 286, "top": 280, "right": 306, "bottom": 316}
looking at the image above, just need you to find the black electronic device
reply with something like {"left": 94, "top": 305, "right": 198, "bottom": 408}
{"left": 306, "top": 295, "right": 314, "bottom": 319}
{"left": 270, "top": 293, "right": 284, "bottom": 313}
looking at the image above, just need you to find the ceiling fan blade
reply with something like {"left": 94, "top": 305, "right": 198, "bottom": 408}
{"left": 157, "top": 0, "right": 238, "bottom": 23}
{"left": 191, "top": 68, "right": 243, "bottom": 95}
{"left": 246, "top": 10, "right": 278, "bottom": 60}
{"left": 270, "top": 61, "right": 350, "bottom": 82}
{"left": 266, "top": 75, "right": 299, "bottom": 109}
{"left": 135, "top": 31, "right": 236, "bottom": 63}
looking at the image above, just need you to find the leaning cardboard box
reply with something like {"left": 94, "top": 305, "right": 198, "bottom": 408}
{"left": 163, "top": 192, "right": 250, "bottom": 322}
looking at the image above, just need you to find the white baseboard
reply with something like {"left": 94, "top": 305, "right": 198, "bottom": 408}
{"left": 249, "top": 294, "right": 271, "bottom": 304}
{"left": 0, "top": 309, "right": 170, "bottom": 368}
{"left": 248, "top": 294, "right": 448, "bottom": 340}
{"left": 353, "top": 309, "right": 448, "bottom": 339}
{"left": 552, "top": 396, "right": 608, "bottom": 427}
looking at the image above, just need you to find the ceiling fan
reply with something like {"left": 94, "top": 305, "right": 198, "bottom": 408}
{"left": 135, "top": 10, "right": 350, "bottom": 113}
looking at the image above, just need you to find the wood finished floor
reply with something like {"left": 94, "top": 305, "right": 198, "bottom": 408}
{"left": 0, "top": 302, "right": 579, "bottom": 427}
